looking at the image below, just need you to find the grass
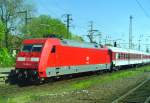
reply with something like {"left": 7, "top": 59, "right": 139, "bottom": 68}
{"left": 0, "top": 65, "right": 150, "bottom": 103}
{"left": 69, "top": 66, "right": 150, "bottom": 90}
{"left": 0, "top": 96, "right": 8, "bottom": 103}
{"left": 70, "top": 71, "right": 139, "bottom": 90}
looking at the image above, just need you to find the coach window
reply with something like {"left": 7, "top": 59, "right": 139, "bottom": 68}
{"left": 126, "top": 54, "right": 128, "bottom": 59}
{"left": 122, "top": 54, "right": 124, "bottom": 59}
{"left": 117, "top": 53, "right": 119, "bottom": 59}
{"left": 131, "top": 54, "right": 133, "bottom": 59}
{"left": 118, "top": 54, "right": 120, "bottom": 59}
{"left": 121, "top": 54, "right": 124, "bottom": 59}
{"left": 117, "top": 54, "right": 119, "bottom": 59}
{"left": 139, "top": 55, "right": 141, "bottom": 59}
{"left": 116, "top": 53, "right": 118, "bottom": 59}
{"left": 120, "top": 53, "right": 122, "bottom": 59}
{"left": 118, "top": 53, "right": 121, "bottom": 59}
{"left": 123, "top": 54, "right": 125, "bottom": 59}
{"left": 120, "top": 54, "right": 122, "bottom": 59}
{"left": 128, "top": 54, "right": 131, "bottom": 59}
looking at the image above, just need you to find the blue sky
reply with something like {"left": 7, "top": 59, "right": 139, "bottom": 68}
{"left": 32, "top": 0, "right": 150, "bottom": 51}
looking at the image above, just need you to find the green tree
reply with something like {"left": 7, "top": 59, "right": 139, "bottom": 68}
{"left": 0, "top": 48, "right": 14, "bottom": 67}
{"left": 21, "top": 15, "right": 71, "bottom": 39}
{"left": 71, "top": 34, "right": 84, "bottom": 42}
{"left": 0, "top": 21, "right": 5, "bottom": 47}
{"left": 8, "top": 34, "right": 23, "bottom": 50}
{"left": 0, "top": 0, "right": 35, "bottom": 48}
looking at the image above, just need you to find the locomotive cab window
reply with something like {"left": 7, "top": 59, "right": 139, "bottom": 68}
{"left": 22, "top": 45, "right": 32, "bottom": 52}
{"left": 22, "top": 44, "right": 43, "bottom": 52}
{"left": 32, "top": 45, "right": 43, "bottom": 52}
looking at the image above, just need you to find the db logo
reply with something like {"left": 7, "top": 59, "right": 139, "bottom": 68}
{"left": 86, "top": 56, "right": 90, "bottom": 61}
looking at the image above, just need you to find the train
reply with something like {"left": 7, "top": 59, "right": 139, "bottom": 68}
{"left": 9, "top": 37, "right": 150, "bottom": 84}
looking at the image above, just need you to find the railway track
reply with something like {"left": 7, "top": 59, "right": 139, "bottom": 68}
{"left": 112, "top": 78, "right": 150, "bottom": 103}
{"left": 0, "top": 66, "right": 149, "bottom": 103}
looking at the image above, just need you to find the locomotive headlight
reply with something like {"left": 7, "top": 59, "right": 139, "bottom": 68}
{"left": 17, "top": 57, "right": 25, "bottom": 61}
{"left": 31, "top": 57, "right": 39, "bottom": 62}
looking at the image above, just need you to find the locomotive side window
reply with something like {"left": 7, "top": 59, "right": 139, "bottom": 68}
{"left": 51, "top": 46, "right": 56, "bottom": 53}
{"left": 22, "top": 45, "right": 32, "bottom": 52}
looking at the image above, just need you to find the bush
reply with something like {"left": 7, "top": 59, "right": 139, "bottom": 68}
{"left": 0, "top": 48, "right": 15, "bottom": 67}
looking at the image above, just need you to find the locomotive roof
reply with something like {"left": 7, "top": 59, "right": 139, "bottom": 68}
{"left": 23, "top": 38, "right": 104, "bottom": 49}
{"left": 61, "top": 39, "right": 102, "bottom": 49}
{"left": 107, "top": 46, "right": 150, "bottom": 55}
{"left": 23, "top": 38, "right": 47, "bottom": 44}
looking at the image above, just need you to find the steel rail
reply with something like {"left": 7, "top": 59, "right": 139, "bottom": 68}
{"left": 112, "top": 78, "right": 150, "bottom": 103}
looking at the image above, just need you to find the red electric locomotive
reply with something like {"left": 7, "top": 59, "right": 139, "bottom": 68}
{"left": 13, "top": 38, "right": 112, "bottom": 82}
{"left": 9, "top": 37, "right": 150, "bottom": 84}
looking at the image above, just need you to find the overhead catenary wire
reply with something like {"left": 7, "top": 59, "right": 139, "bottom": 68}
{"left": 54, "top": 0, "right": 68, "bottom": 13}
{"left": 135, "top": 0, "right": 150, "bottom": 20}
{"left": 39, "top": 1, "right": 60, "bottom": 19}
